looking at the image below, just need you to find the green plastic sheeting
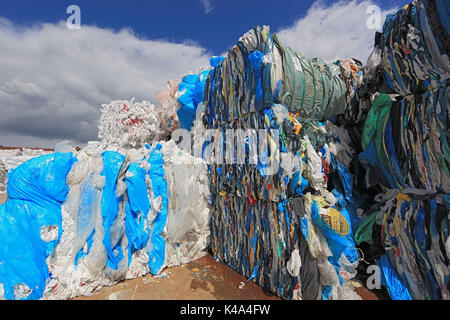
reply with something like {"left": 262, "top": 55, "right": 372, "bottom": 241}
{"left": 361, "top": 94, "right": 392, "bottom": 150}
{"left": 354, "top": 211, "right": 379, "bottom": 245}
{"left": 272, "top": 34, "right": 347, "bottom": 121}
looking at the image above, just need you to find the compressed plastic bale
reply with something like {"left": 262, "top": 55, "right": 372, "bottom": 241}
{"left": 0, "top": 153, "right": 76, "bottom": 300}
{"left": 43, "top": 148, "right": 111, "bottom": 299}
{"left": 365, "top": 0, "right": 449, "bottom": 96}
{"left": 98, "top": 98, "right": 164, "bottom": 149}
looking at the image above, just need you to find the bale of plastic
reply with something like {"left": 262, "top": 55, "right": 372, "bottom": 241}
{"left": 203, "top": 26, "right": 363, "bottom": 300}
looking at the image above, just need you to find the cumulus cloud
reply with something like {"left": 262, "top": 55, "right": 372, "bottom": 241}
{"left": 0, "top": 1, "right": 398, "bottom": 148}
{"left": 275, "top": 0, "right": 398, "bottom": 63}
{"left": 0, "top": 19, "right": 211, "bottom": 148}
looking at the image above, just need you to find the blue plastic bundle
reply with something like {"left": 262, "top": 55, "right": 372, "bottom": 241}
{"left": 0, "top": 153, "right": 76, "bottom": 300}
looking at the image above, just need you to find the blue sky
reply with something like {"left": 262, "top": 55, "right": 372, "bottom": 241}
{"left": 0, "top": 0, "right": 405, "bottom": 55}
{"left": 0, "top": 0, "right": 407, "bottom": 148}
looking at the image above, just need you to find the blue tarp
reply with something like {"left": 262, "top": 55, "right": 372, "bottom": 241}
{"left": 0, "top": 153, "right": 76, "bottom": 300}
{"left": 101, "top": 151, "right": 126, "bottom": 270}
{"left": 147, "top": 144, "right": 168, "bottom": 274}
{"left": 125, "top": 162, "right": 151, "bottom": 265}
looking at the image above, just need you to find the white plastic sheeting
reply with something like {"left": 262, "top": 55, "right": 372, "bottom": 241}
{"left": 98, "top": 98, "right": 167, "bottom": 149}
{"left": 162, "top": 140, "right": 210, "bottom": 268}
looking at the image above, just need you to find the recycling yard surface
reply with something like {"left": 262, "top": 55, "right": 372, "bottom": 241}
{"left": 73, "top": 255, "right": 279, "bottom": 300}
{"left": 72, "top": 254, "right": 378, "bottom": 301}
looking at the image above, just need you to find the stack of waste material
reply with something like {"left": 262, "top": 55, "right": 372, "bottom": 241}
{"left": 202, "top": 26, "right": 363, "bottom": 300}
{"left": 0, "top": 100, "right": 210, "bottom": 300}
{"left": 364, "top": 0, "right": 449, "bottom": 97}
{"left": 202, "top": 27, "right": 363, "bottom": 128}
{"left": 0, "top": 148, "right": 53, "bottom": 193}
{"left": 355, "top": 0, "right": 449, "bottom": 300}
{"left": 355, "top": 188, "right": 449, "bottom": 300}
{"left": 359, "top": 89, "right": 449, "bottom": 193}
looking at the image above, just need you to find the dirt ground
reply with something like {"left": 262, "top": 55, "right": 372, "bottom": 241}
{"left": 0, "top": 193, "right": 6, "bottom": 205}
{"left": 74, "top": 254, "right": 280, "bottom": 300}
{"left": 74, "top": 254, "right": 379, "bottom": 300}
{"left": 73, "top": 253, "right": 379, "bottom": 300}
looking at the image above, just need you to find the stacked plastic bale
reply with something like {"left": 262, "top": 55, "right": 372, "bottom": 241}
{"left": 355, "top": 0, "right": 449, "bottom": 300}
{"left": 201, "top": 26, "right": 364, "bottom": 300}
{"left": 0, "top": 98, "right": 211, "bottom": 300}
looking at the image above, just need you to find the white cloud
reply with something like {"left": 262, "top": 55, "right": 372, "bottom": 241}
{"left": 199, "top": 0, "right": 215, "bottom": 14}
{"left": 275, "top": 0, "right": 398, "bottom": 63}
{"left": 0, "top": 19, "right": 211, "bottom": 148}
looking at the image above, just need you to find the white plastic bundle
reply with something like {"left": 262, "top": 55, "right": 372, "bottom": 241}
{"left": 39, "top": 135, "right": 211, "bottom": 299}
{"left": 43, "top": 142, "right": 130, "bottom": 300}
{"left": 98, "top": 98, "right": 165, "bottom": 149}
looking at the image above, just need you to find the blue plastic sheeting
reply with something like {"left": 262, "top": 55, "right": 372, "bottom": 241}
{"left": 289, "top": 171, "right": 309, "bottom": 196}
{"left": 124, "top": 162, "right": 151, "bottom": 265}
{"left": 74, "top": 173, "right": 101, "bottom": 267}
{"left": 147, "top": 144, "right": 168, "bottom": 274}
{"left": 248, "top": 50, "right": 265, "bottom": 110}
{"left": 210, "top": 56, "right": 225, "bottom": 68}
{"left": 310, "top": 200, "right": 358, "bottom": 265}
{"left": 329, "top": 153, "right": 352, "bottom": 204}
{"left": 378, "top": 254, "right": 412, "bottom": 300}
{"left": 321, "top": 285, "right": 333, "bottom": 300}
{"left": 75, "top": 230, "right": 95, "bottom": 267}
{"left": 0, "top": 153, "right": 76, "bottom": 300}
{"left": 359, "top": 140, "right": 396, "bottom": 188}
{"left": 101, "top": 151, "right": 126, "bottom": 270}
{"left": 177, "top": 69, "right": 212, "bottom": 130}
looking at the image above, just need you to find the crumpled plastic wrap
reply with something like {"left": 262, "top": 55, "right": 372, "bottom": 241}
{"left": 162, "top": 140, "right": 211, "bottom": 268}
{"left": 98, "top": 98, "right": 167, "bottom": 149}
